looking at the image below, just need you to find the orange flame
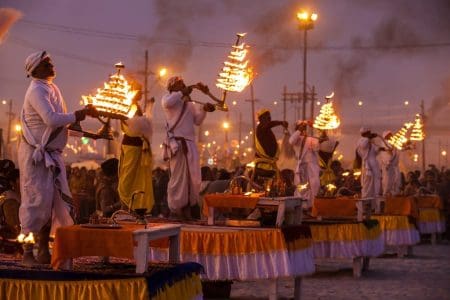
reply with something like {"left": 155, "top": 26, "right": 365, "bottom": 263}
{"left": 82, "top": 64, "right": 138, "bottom": 119}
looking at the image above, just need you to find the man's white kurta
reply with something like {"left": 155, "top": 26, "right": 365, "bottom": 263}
{"left": 289, "top": 131, "right": 320, "bottom": 208}
{"left": 19, "top": 79, "right": 76, "bottom": 236}
{"left": 379, "top": 147, "right": 401, "bottom": 196}
{"left": 356, "top": 137, "right": 381, "bottom": 198}
{"left": 162, "top": 91, "right": 206, "bottom": 211}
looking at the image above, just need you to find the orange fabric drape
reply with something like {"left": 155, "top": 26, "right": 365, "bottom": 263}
{"left": 203, "top": 194, "right": 260, "bottom": 217}
{"left": 312, "top": 197, "right": 357, "bottom": 218}
{"left": 416, "top": 195, "right": 443, "bottom": 209}
{"left": 385, "top": 196, "right": 418, "bottom": 217}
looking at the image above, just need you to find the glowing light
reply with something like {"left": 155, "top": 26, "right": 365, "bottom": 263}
{"left": 273, "top": 101, "right": 278, "bottom": 105}
{"left": 14, "top": 124, "right": 21, "bottom": 132}
{"left": 159, "top": 67, "right": 167, "bottom": 77}
{"left": 216, "top": 33, "right": 252, "bottom": 93}
{"left": 204, "top": 130, "right": 210, "bottom": 136}
{"left": 342, "top": 171, "right": 350, "bottom": 177}
{"left": 232, "top": 100, "right": 237, "bottom": 106}
{"left": 326, "top": 183, "right": 336, "bottom": 191}
{"left": 354, "top": 171, "right": 361, "bottom": 177}
{"left": 404, "top": 100, "right": 409, "bottom": 106}
{"left": 313, "top": 92, "right": 340, "bottom": 130}
{"left": 82, "top": 63, "right": 138, "bottom": 119}
{"left": 316, "top": 101, "right": 321, "bottom": 106}
{"left": 388, "top": 122, "right": 413, "bottom": 150}
{"left": 297, "top": 183, "right": 309, "bottom": 191}
{"left": 413, "top": 154, "right": 419, "bottom": 162}
{"left": 442, "top": 150, "right": 447, "bottom": 156}
{"left": 358, "top": 101, "right": 363, "bottom": 106}
{"left": 410, "top": 114, "right": 425, "bottom": 141}
{"left": 1, "top": 100, "right": 7, "bottom": 105}
{"left": 222, "top": 121, "right": 230, "bottom": 129}
{"left": 81, "top": 137, "right": 89, "bottom": 145}
{"left": 17, "top": 232, "right": 35, "bottom": 244}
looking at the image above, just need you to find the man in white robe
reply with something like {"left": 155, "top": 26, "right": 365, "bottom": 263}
{"left": 379, "top": 131, "right": 401, "bottom": 196}
{"left": 18, "top": 51, "right": 91, "bottom": 265}
{"left": 356, "top": 127, "right": 382, "bottom": 199}
{"left": 161, "top": 76, "right": 214, "bottom": 219}
{"left": 289, "top": 121, "right": 320, "bottom": 208}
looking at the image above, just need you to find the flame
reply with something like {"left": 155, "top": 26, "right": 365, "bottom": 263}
{"left": 342, "top": 171, "right": 350, "bottom": 177}
{"left": 216, "top": 34, "right": 252, "bottom": 93}
{"left": 388, "top": 122, "right": 413, "bottom": 150}
{"left": 297, "top": 183, "right": 309, "bottom": 191}
{"left": 313, "top": 94, "right": 340, "bottom": 130}
{"left": 353, "top": 171, "right": 361, "bottom": 177}
{"left": 410, "top": 114, "right": 425, "bottom": 141}
{"left": 326, "top": 183, "right": 337, "bottom": 191}
{"left": 17, "top": 232, "right": 35, "bottom": 244}
{"left": 82, "top": 64, "right": 138, "bottom": 119}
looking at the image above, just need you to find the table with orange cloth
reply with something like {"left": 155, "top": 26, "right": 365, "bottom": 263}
{"left": 204, "top": 194, "right": 304, "bottom": 227}
{"left": 416, "top": 195, "right": 446, "bottom": 235}
{"left": 52, "top": 223, "right": 315, "bottom": 282}
{"left": 371, "top": 215, "right": 420, "bottom": 247}
{"left": 384, "top": 196, "right": 418, "bottom": 218}
{"left": 312, "top": 197, "right": 358, "bottom": 218}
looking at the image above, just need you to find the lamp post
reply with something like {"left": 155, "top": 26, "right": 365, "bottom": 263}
{"left": 222, "top": 121, "right": 230, "bottom": 143}
{"left": 297, "top": 10, "right": 317, "bottom": 120}
{"left": 143, "top": 50, "right": 167, "bottom": 112}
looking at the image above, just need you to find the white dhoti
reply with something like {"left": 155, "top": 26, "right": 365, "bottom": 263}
{"left": 18, "top": 142, "right": 74, "bottom": 236}
{"left": 294, "top": 161, "right": 321, "bottom": 208}
{"left": 167, "top": 139, "right": 201, "bottom": 211}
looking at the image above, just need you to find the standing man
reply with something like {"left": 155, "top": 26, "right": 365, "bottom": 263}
{"left": 289, "top": 121, "right": 320, "bottom": 208}
{"left": 162, "top": 76, "right": 214, "bottom": 219}
{"left": 379, "top": 131, "right": 400, "bottom": 196}
{"left": 356, "top": 127, "right": 382, "bottom": 199}
{"left": 254, "top": 109, "right": 288, "bottom": 182}
{"left": 19, "top": 51, "right": 92, "bottom": 265}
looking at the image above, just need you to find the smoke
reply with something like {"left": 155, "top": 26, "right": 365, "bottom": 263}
{"left": 0, "top": 8, "right": 22, "bottom": 44}
{"left": 427, "top": 77, "right": 450, "bottom": 129}
{"left": 331, "top": 0, "right": 450, "bottom": 105}
{"left": 134, "top": 0, "right": 218, "bottom": 75}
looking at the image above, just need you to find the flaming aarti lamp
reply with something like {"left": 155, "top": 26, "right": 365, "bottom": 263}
{"left": 69, "top": 62, "right": 138, "bottom": 140}
{"left": 313, "top": 92, "right": 340, "bottom": 130}
{"left": 388, "top": 122, "right": 413, "bottom": 150}
{"left": 215, "top": 33, "right": 253, "bottom": 111}
{"left": 410, "top": 113, "right": 425, "bottom": 141}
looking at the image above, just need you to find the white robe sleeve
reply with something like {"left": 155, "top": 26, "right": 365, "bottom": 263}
{"left": 289, "top": 130, "right": 302, "bottom": 146}
{"left": 28, "top": 85, "right": 75, "bottom": 127}
{"left": 161, "top": 91, "right": 183, "bottom": 109}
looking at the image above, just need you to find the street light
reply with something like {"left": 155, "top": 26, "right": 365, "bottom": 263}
{"left": 222, "top": 121, "right": 230, "bottom": 143}
{"left": 297, "top": 10, "right": 317, "bottom": 120}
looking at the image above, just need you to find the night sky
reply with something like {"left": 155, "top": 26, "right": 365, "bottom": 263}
{"left": 1, "top": 0, "right": 449, "bottom": 169}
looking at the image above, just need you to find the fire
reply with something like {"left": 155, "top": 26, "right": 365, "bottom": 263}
{"left": 313, "top": 92, "right": 340, "bottom": 130}
{"left": 353, "top": 171, "right": 361, "bottom": 177}
{"left": 216, "top": 33, "right": 253, "bottom": 93}
{"left": 297, "top": 183, "right": 309, "bottom": 191}
{"left": 17, "top": 232, "right": 35, "bottom": 244}
{"left": 326, "top": 183, "right": 336, "bottom": 191}
{"left": 410, "top": 113, "right": 425, "bottom": 141}
{"left": 82, "top": 62, "right": 138, "bottom": 120}
{"left": 388, "top": 122, "right": 413, "bottom": 150}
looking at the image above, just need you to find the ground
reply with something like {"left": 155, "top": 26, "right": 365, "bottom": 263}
{"left": 229, "top": 242, "right": 450, "bottom": 300}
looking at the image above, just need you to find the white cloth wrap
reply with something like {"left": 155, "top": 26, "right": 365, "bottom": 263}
{"left": 357, "top": 137, "right": 381, "bottom": 198}
{"left": 161, "top": 91, "right": 206, "bottom": 211}
{"left": 19, "top": 79, "right": 76, "bottom": 235}
{"left": 24, "top": 51, "right": 49, "bottom": 77}
{"left": 289, "top": 132, "right": 320, "bottom": 208}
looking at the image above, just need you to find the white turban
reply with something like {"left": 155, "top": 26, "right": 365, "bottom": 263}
{"left": 360, "top": 127, "right": 370, "bottom": 134}
{"left": 24, "top": 51, "right": 49, "bottom": 77}
{"left": 166, "top": 76, "right": 182, "bottom": 90}
{"left": 382, "top": 130, "right": 392, "bottom": 139}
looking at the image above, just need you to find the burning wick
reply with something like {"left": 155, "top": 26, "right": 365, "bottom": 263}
{"left": 297, "top": 183, "right": 309, "bottom": 191}
{"left": 326, "top": 184, "right": 337, "bottom": 191}
{"left": 17, "top": 232, "right": 35, "bottom": 244}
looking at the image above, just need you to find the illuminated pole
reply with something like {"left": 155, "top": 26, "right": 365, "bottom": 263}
{"left": 420, "top": 100, "right": 426, "bottom": 173}
{"left": 297, "top": 11, "right": 317, "bottom": 120}
{"left": 144, "top": 50, "right": 148, "bottom": 111}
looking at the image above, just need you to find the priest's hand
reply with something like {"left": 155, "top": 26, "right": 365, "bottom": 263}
{"left": 74, "top": 108, "right": 88, "bottom": 122}
{"left": 203, "top": 103, "right": 216, "bottom": 112}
